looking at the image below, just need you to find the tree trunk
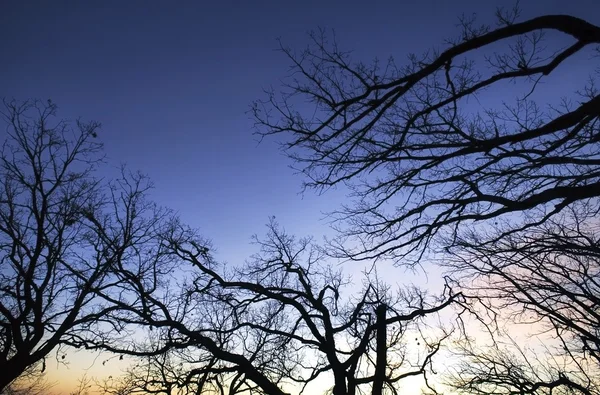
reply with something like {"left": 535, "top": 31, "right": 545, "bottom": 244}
{"left": 372, "top": 303, "right": 387, "bottom": 395}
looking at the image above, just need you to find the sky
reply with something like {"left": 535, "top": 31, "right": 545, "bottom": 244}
{"left": 1, "top": 0, "right": 600, "bottom": 393}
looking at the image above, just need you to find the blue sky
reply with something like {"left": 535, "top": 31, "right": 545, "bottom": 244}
{"left": 2, "top": 0, "right": 598, "bottom": 264}
{"left": 2, "top": 0, "right": 599, "bottom": 392}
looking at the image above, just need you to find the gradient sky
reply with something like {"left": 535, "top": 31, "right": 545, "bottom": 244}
{"left": 2, "top": 0, "right": 599, "bottom": 393}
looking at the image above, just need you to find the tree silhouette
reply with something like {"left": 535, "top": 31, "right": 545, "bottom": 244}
{"left": 443, "top": 208, "right": 600, "bottom": 394}
{"left": 253, "top": 11, "right": 600, "bottom": 264}
{"left": 92, "top": 219, "right": 462, "bottom": 395}
{"left": 253, "top": 6, "right": 600, "bottom": 394}
{"left": 0, "top": 100, "right": 180, "bottom": 390}
{"left": 0, "top": 361, "right": 56, "bottom": 395}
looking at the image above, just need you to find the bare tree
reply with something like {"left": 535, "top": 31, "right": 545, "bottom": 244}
{"left": 253, "top": 10, "right": 600, "bottom": 264}
{"left": 445, "top": 341, "right": 599, "bottom": 394}
{"left": 0, "top": 93, "right": 462, "bottom": 395}
{"left": 69, "top": 374, "right": 94, "bottom": 395}
{"left": 252, "top": 5, "right": 600, "bottom": 394}
{"left": 0, "top": 99, "right": 177, "bottom": 390}
{"left": 442, "top": 206, "right": 600, "bottom": 394}
{"left": 0, "top": 361, "right": 56, "bottom": 395}
{"left": 96, "top": 351, "right": 182, "bottom": 395}
{"left": 99, "top": 219, "right": 462, "bottom": 395}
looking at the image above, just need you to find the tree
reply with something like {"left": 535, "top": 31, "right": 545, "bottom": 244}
{"left": 0, "top": 99, "right": 177, "bottom": 390}
{"left": 253, "top": 6, "right": 600, "bottom": 394}
{"left": 96, "top": 351, "right": 184, "bottom": 394}
{"left": 0, "top": 361, "right": 56, "bottom": 395}
{"left": 0, "top": 99, "right": 453, "bottom": 395}
{"left": 97, "top": 219, "right": 462, "bottom": 395}
{"left": 253, "top": 11, "right": 600, "bottom": 264}
{"left": 443, "top": 208, "right": 600, "bottom": 394}
{"left": 69, "top": 374, "right": 94, "bottom": 395}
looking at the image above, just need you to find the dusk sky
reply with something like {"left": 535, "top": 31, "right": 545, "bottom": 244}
{"left": 2, "top": 0, "right": 599, "bottom": 393}
{"left": 3, "top": 0, "right": 598, "bottom": 262}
